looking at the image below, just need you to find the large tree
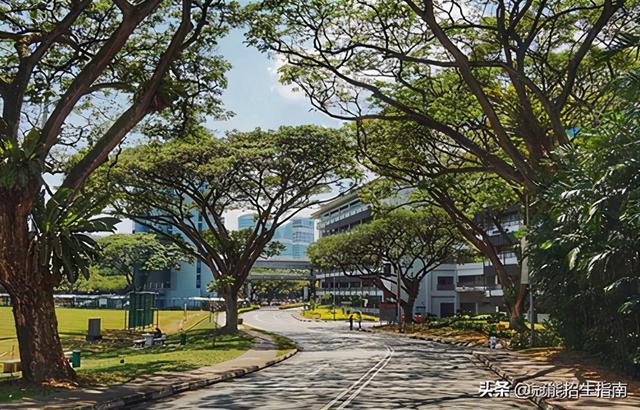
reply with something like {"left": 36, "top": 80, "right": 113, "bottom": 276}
{"left": 97, "top": 233, "right": 188, "bottom": 290}
{"left": 108, "top": 125, "right": 359, "bottom": 334}
{"left": 0, "top": 1, "right": 235, "bottom": 382}
{"left": 309, "top": 207, "right": 461, "bottom": 326}
{"left": 245, "top": 0, "right": 634, "bottom": 326}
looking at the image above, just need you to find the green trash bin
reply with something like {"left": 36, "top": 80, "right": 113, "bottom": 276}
{"left": 71, "top": 350, "right": 81, "bottom": 368}
{"left": 180, "top": 332, "right": 187, "bottom": 345}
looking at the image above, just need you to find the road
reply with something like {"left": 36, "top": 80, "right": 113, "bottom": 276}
{"left": 139, "top": 308, "right": 534, "bottom": 409}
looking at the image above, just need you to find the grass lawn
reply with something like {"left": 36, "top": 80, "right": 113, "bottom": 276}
{"left": 0, "top": 307, "right": 210, "bottom": 359}
{"left": 302, "top": 306, "right": 378, "bottom": 321}
{"left": 0, "top": 319, "right": 254, "bottom": 403}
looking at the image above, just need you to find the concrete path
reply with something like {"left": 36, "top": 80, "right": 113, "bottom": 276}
{"left": 5, "top": 327, "right": 294, "bottom": 410}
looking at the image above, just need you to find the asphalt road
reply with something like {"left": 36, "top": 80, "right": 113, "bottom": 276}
{"left": 138, "top": 308, "right": 534, "bottom": 409}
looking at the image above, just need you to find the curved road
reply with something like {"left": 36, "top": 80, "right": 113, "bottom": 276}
{"left": 140, "top": 308, "right": 533, "bottom": 409}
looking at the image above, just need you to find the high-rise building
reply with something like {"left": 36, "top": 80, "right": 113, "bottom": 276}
{"left": 236, "top": 214, "right": 315, "bottom": 259}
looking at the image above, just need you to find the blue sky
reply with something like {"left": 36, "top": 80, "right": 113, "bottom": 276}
{"left": 112, "top": 24, "right": 341, "bottom": 233}
{"left": 206, "top": 27, "right": 341, "bottom": 134}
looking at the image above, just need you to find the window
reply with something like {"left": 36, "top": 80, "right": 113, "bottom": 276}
{"left": 437, "top": 276, "right": 455, "bottom": 290}
{"left": 440, "top": 302, "right": 455, "bottom": 317}
{"left": 460, "top": 303, "right": 476, "bottom": 315}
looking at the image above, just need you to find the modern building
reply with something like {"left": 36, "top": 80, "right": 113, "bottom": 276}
{"left": 132, "top": 214, "right": 225, "bottom": 308}
{"left": 132, "top": 213, "right": 315, "bottom": 308}
{"left": 311, "top": 189, "right": 521, "bottom": 318}
{"left": 236, "top": 214, "right": 315, "bottom": 259}
{"left": 311, "top": 190, "right": 383, "bottom": 312}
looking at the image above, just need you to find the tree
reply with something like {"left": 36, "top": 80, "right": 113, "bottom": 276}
{"left": 108, "top": 125, "right": 359, "bottom": 334}
{"left": 530, "top": 107, "right": 640, "bottom": 376}
{"left": 251, "top": 279, "right": 306, "bottom": 304}
{"left": 0, "top": 0, "right": 235, "bottom": 382}
{"left": 358, "top": 133, "right": 525, "bottom": 324}
{"left": 245, "top": 0, "right": 634, "bottom": 327}
{"left": 96, "top": 233, "right": 188, "bottom": 291}
{"left": 309, "top": 207, "right": 461, "bottom": 326}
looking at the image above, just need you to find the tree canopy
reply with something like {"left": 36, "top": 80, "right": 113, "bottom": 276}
{"left": 309, "top": 206, "right": 462, "bottom": 324}
{"left": 96, "top": 233, "right": 189, "bottom": 290}
{"left": 108, "top": 124, "right": 360, "bottom": 332}
{"left": 0, "top": 0, "right": 237, "bottom": 383}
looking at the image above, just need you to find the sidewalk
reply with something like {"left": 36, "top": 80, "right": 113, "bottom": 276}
{"left": 473, "top": 350, "right": 640, "bottom": 409}
{"left": 5, "top": 328, "right": 297, "bottom": 410}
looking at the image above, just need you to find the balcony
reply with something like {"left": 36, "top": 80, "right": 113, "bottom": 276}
{"left": 455, "top": 283, "right": 486, "bottom": 293}
{"left": 484, "top": 287, "right": 504, "bottom": 297}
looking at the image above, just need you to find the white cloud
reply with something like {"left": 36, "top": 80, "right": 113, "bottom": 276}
{"left": 267, "top": 55, "right": 306, "bottom": 102}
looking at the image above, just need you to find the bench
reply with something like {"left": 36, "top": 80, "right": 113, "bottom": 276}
{"left": 133, "top": 336, "right": 166, "bottom": 348}
{"left": 2, "top": 359, "right": 21, "bottom": 373}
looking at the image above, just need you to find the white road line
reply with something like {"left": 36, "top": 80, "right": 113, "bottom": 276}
{"left": 308, "top": 363, "right": 330, "bottom": 376}
{"left": 320, "top": 346, "right": 392, "bottom": 410}
{"left": 336, "top": 347, "right": 394, "bottom": 409}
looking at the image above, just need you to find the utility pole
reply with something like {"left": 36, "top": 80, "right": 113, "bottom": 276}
{"left": 522, "top": 194, "right": 535, "bottom": 346}
{"left": 396, "top": 265, "right": 402, "bottom": 332}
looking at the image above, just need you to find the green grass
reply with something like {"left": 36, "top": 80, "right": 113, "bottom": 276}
{"left": 77, "top": 324, "right": 253, "bottom": 385}
{"left": 0, "top": 319, "right": 254, "bottom": 402}
{"left": 238, "top": 305, "right": 260, "bottom": 315}
{"left": 302, "top": 307, "right": 378, "bottom": 321}
{"left": 249, "top": 328, "right": 297, "bottom": 356}
{"left": 0, "top": 307, "right": 210, "bottom": 358}
{"left": 278, "top": 302, "right": 306, "bottom": 310}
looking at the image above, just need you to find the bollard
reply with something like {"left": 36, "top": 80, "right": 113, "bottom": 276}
{"left": 180, "top": 332, "right": 187, "bottom": 345}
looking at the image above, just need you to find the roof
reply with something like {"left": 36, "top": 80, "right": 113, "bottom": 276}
{"left": 310, "top": 188, "right": 361, "bottom": 219}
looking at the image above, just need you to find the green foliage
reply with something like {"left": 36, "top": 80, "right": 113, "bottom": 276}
{"left": 309, "top": 206, "right": 461, "bottom": 280}
{"left": 251, "top": 280, "right": 306, "bottom": 303}
{"left": 29, "top": 189, "right": 119, "bottom": 284}
{"left": 109, "top": 125, "right": 359, "bottom": 302}
{"left": 56, "top": 268, "right": 128, "bottom": 294}
{"left": 96, "top": 233, "right": 189, "bottom": 289}
{"left": 530, "top": 110, "right": 640, "bottom": 376}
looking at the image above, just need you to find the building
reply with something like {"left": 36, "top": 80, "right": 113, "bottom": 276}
{"left": 133, "top": 213, "right": 315, "bottom": 308}
{"left": 311, "top": 190, "right": 383, "bottom": 312}
{"left": 311, "top": 189, "right": 521, "bottom": 318}
{"left": 237, "top": 214, "right": 315, "bottom": 259}
{"left": 132, "top": 214, "right": 225, "bottom": 308}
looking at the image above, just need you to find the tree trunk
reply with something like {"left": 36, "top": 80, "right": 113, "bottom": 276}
{"left": 10, "top": 280, "right": 75, "bottom": 383}
{"left": 0, "top": 199, "right": 75, "bottom": 383}
{"left": 221, "top": 288, "right": 239, "bottom": 334}
{"left": 402, "top": 297, "right": 416, "bottom": 325}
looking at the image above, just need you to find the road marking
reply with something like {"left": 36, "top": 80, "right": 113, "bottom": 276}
{"left": 336, "top": 347, "right": 394, "bottom": 409}
{"left": 320, "top": 346, "right": 393, "bottom": 410}
{"left": 308, "top": 363, "right": 330, "bottom": 376}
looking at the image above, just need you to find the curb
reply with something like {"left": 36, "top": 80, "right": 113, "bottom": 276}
{"left": 472, "top": 352, "right": 566, "bottom": 410}
{"left": 69, "top": 346, "right": 298, "bottom": 410}
{"left": 362, "top": 327, "right": 483, "bottom": 349}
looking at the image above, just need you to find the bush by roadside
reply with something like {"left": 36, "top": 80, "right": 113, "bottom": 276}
{"left": 278, "top": 303, "right": 306, "bottom": 310}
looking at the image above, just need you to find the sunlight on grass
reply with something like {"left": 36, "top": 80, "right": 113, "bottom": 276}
{"left": 0, "top": 307, "right": 209, "bottom": 357}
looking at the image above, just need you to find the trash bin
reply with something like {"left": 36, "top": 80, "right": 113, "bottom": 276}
{"left": 71, "top": 350, "right": 81, "bottom": 368}
{"left": 180, "top": 332, "right": 187, "bottom": 345}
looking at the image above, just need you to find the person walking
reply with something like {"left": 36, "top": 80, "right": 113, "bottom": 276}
{"left": 349, "top": 314, "right": 354, "bottom": 331}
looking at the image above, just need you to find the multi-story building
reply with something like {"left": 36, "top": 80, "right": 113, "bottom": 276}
{"left": 133, "top": 213, "right": 315, "bottom": 308}
{"left": 311, "top": 190, "right": 383, "bottom": 311}
{"left": 237, "top": 214, "right": 315, "bottom": 259}
{"left": 132, "top": 214, "right": 225, "bottom": 308}
{"left": 311, "top": 189, "right": 521, "bottom": 318}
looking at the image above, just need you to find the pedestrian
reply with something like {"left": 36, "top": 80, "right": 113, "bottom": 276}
{"left": 349, "top": 314, "right": 354, "bottom": 331}
{"left": 358, "top": 314, "right": 362, "bottom": 330}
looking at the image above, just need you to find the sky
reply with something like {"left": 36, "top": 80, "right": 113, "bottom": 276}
{"left": 114, "top": 25, "right": 342, "bottom": 234}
